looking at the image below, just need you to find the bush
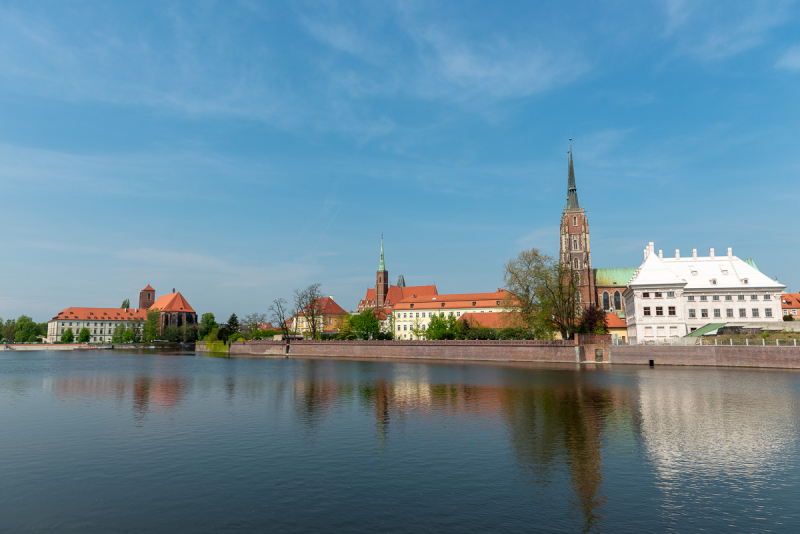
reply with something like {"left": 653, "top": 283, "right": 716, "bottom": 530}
{"left": 784, "top": 315, "right": 795, "bottom": 321}
{"left": 229, "top": 333, "right": 243, "bottom": 342}
{"left": 61, "top": 328, "right": 74, "bottom": 343}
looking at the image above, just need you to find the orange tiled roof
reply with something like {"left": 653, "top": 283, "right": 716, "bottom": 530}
{"left": 298, "top": 296, "right": 347, "bottom": 316}
{"left": 52, "top": 307, "right": 148, "bottom": 322}
{"left": 782, "top": 293, "right": 800, "bottom": 309}
{"left": 359, "top": 284, "right": 439, "bottom": 309}
{"left": 458, "top": 312, "right": 523, "bottom": 329}
{"left": 605, "top": 312, "right": 627, "bottom": 328}
{"left": 392, "top": 289, "right": 514, "bottom": 311}
{"left": 150, "top": 292, "right": 196, "bottom": 313}
{"left": 142, "top": 285, "right": 155, "bottom": 291}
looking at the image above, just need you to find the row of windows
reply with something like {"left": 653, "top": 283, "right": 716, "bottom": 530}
{"left": 408, "top": 301, "right": 501, "bottom": 311}
{"left": 687, "top": 308, "right": 772, "bottom": 319}
{"left": 641, "top": 292, "right": 675, "bottom": 298}
{"left": 61, "top": 321, "right": 133, "bottom": 327}
{"left": 643, "top": 306, "right": 677, "bottom": 316}
{"left": 686, "top": 295, "right": 770, "bottom": 302}
{"left": 643, "top": 326, "right": 679, "bottom": 338}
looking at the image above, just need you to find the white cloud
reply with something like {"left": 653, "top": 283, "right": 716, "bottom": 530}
{"left": 776, "top": 45, "right": 800, "bottom": 70}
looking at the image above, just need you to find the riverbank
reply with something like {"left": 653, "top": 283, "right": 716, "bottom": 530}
{"left": 196, "top": 339, "right": 800, "bottom": 369}
{"left": 1, "top": 342, "right": 195, "bottom": 352}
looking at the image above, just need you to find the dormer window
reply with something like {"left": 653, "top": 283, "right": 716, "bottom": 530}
{"left": 410, "top": 304, "right": 414, "bottom": 308}
{"left": 742, "top": 279, "right": 749, "bottom": 284}
{"left": 472, "top": 302, "right": 476, "bottom": 306}
{"left": 441, "top": 303, "right": 445, "bottom": 307}
{"left": 711, "top": 279, "right": 717, "bottom": 285}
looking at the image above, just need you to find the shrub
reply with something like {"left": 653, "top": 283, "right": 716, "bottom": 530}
{"left": 784, "top": 315, "right": 795, "bottom": 322}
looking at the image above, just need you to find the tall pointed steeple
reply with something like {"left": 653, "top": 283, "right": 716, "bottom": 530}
{"left": 379, "top": 238, "right": 386, "bottom": 271}
{"left": 566, "top": 139, "right": 579, "bottom": 210}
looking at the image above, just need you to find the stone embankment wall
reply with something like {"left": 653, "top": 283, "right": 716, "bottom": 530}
{"left": 196, "top": 339, "right": 800, "bottom": 369}
{"left": 0, "top": 343, "right": 93, "bottom": 351}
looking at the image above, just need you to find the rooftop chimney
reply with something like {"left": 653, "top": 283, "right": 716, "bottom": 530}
{"left": 727, "top": 247, "right": 732, "bottom": 258}
{"left": 692, "top": 249, "right": 697, "bottom": 259}
{"left": 658, "top": 250, "right": 663, "bottom": 259}
{"left": 172, "top": 288, "right": 175, "bottom": 293}
{"left": 675, "top": 249, "right": 680, "bottom": 259}
{"left": 710, "top": 248, "right": 715, "bottom": 258}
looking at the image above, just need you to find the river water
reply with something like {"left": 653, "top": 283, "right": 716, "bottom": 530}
{"left": 2, "top": 350, "right": 799, "bottom": 533}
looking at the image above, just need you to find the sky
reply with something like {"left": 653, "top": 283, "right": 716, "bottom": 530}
{"left": 1, "top": 0, "right": 799, "bottom": 323}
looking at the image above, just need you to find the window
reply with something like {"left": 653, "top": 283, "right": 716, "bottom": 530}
{"left": 785, "top": 310, "right": 789, "bottom": 316}
{"left": 711, "top": 279, "right": 717, "bottom": 285}
{"left": 456, "top": 312, "right": 460, "bottom": 317}
{"left": 689, "top": 309, "right": 696, "bottom": 318}
{"left": 713, "top": 295, "right": 719, "bottom": 301}
{"left": 614, "top": 292, "right": 621, "bottom": 310}
{"left": 403, "top": 325, "right": 407, "bottom": 331}
{"left": 415, "top": 312, "right": 419, "bottom": 318}
{"left": 725, "top": 295, "right": 732, "bottom": 301}
{"left": 573, "top": 216, "right": 577, "bottom": 226}
{"left": 764, "top": 294, "right": 771, "bottom": 300}
{"left": 448, "top": 312, "right": 453, "bottom": 317}
{"left": 328, "top": 318, "right": 332, "bottom": 325}
{"left": 714, "top": 309, "right": 721, "bottom": 318}
{"left": 603, "top": 292, "right": 609, "bottom": 310}
{"left": 69, "top": 322, "right": 73, "bottom": 326}
{"left": 727, "top": 309, "right": 733, "bottom": 318}
{"left": 743, "top": 279, "right": 749, "bottom": 284}
{"left": 496, "top": 301, "right": 500, "bottom": 305}
{"left": 751, "top": 295, "right": 758, "bottom": 301}
{"left": 61, "top": 322, "right": 65, "bottom": 326}
{"left": 397, "top": 325, "right": 401, "bottom": 331}
{"left": 687, "top": 296, "right": 694, "bottom": 301}
{"left": 573, "top": 258, "right": 579, "bottom": 269}
{"left": 765, "top": 309, "right": 772, "bottom": 318}
{"left": 701, "top": 309, "right": 708, "bottom": 318}
{"left": 410, "top": 304, "right": 414, "bottom": 309}
{"left": 667, "top": 292, "right": 675, "bottom": 298}
{"left": 643, "top": 307, "right": 651, "bottom": 316}
{"left": 573, "top": 238, "right": 578, "bottom": 250}
{"left": 700, "top": 296, "right": 707, "bottom": 301}
{"left": 738, "top": 295, "right": 745, "bottom": 301}
{"left": 752, "top": 309, "right": 760, "bottom": 318}
{"left": 739, "top": 309, "right": 747, "bottom": 318}
{"left": 441, "top": 303, "right": 445, "bottom": 307}
{"left": 656, "top": 307, "right": 664, "bottom": 316}
{"left": 668, "top": 306, "right": 676, "bottom": 316}
{"left": 472, "top": 301, "right": 476, "bottom": 306}
{"left": 670, "top": 326, "right": 678, "bottom": 337}
{"left": 643, "top": 292, "right": 650, "bottom": 298}
{"left": 655, "top": 292, "right": 662, "bottom": 298}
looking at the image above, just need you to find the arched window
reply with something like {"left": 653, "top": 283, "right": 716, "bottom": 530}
{"left": 576, "top": 292, "right": 581, "bottom": 303}
{"left": 573, "top": 258, "right": 579, "bottom": 269}
{"left": 603, "top": 292, "right": 609, "bottom": 310}
{"left": 573, "top": 238, "right": 578, "bottom": 250}
{"left": 614, "top": 291, "right": 621, "bottom": 310}
{"left": 573, "top": 216, "right": 577, "bottom": 226}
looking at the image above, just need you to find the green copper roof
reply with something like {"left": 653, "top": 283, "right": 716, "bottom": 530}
{"left": 593, "top": 267, "right": 638, "bottom": 287}
{"left": 746, "top": 258, "right": 759, "bottom": 271}
{"left": 379, "top": 240, "right": 385, "bottom": 271}
{"left": 685, "top": 323, "right": 726, "bottom": 337}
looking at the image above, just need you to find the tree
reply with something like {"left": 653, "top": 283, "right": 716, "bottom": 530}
{"left": 426, "top": 313, "right": 459, "bottom": 340}
{"left": 579, "top": 303, "right": 609, "bottom": 334}
{"left": 163, "top": 325, "right": 179, "bottom": 342}
{"left": 294, "top": 284, "right": 324, "bottom": 338}
{"left": 123, "top": 329, "right": 135, "bottom": 343}
{"left": 111, "top": 324, "right": 126, "bottom": 343}
{"left": 78, "top": 328, "right": 91, "bottom": 343}
{"left": 130, "top": 320, "right": 143, "bottom": 342}
{"left": 503, "top": 248, "right": 580, "bottom": 340}
{"left": 269, "top": 298, "right": 292, "bottom": 338}
{"left": 61, "top": 328, "right": 74, "bottom": 343}
{"left": 144, "top": 310, "right": 160, "bottom": 342}
{"left": 121, "top": 299, "right": 130, "bottom": 309}
{"left": 410, "top": 316, "right": 427, "bottom": 340}
{"left": 349, "top": 309, "right": 380, "bottom": 340}
{"left": 14, "top": 316, "right": 38, "bottom": 343}
{"left": 242, "top": 313, "right": 268, "bottom": 338}
{"left": 198, "top": 313, "right": 218, "bottom": 340}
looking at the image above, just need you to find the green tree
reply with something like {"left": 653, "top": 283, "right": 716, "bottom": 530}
{"left": 144, "top": 310, "right": 160, "bottom": 342}
{"left": 426, "top": 313, "right": 459, "bottom": 340}
{"left": 78, "top": 328, "right": 91, "bottom": 343}
{"left": 123, "top": 329, "right": 135, "bottom": 343}
{"left": 163, "top": 325, "right": 179, "bottom": 342}
{"left": 349, "top": 309, "right": 380, "bottom": 339}
{"left": 130, "top": 320, "right": 143, "bottom": 342}
{"left": 198, "top": 313, "right": 218, "bottom": 340}
{"left": 14, "top": 316, "right": 39, "bottom": 343}
{"left": 3, "top": 318, "right": 16, "bottom": 343}
{"left": 218, "top": 313, "right": 240, "bottom": 342}
{"left": 111, "top": 324, "right": 126, "bottom": 343}
{"left": 61, "top": 328, "right": 74, "bottom": 343}
{"left": 121, "top": 299, "right": 130, "bottom": 309}
{"left": 410, "top": 316, "right": 427, "bottom": 340}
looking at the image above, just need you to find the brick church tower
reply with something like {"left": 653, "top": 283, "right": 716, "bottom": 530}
{"left": 139, "top": 285, "right": 156, "bottom": 310}
{"left": 376, "top": 239, "right": 389, "bottom": 307}
{"left": 559, "top": 140, "right": 595, "bottom": 308}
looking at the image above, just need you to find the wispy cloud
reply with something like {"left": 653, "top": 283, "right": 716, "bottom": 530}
{"left": 776, "top": 45, "right": 800, "bottom": 70}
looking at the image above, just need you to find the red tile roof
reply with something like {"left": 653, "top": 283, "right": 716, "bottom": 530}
{"left": 142, "top": 285, "right": 155, "bottom": 291}
{"left": 150, "top": 292, "right": 196, "bottom": 313}
{"left": 298, "top": 296, "right": 347, "bottom": 316}
{"left": 457, "top": 312, "right": 523, "bottom": 329}
{"left": 392, "top": 289, "right": 515, "bottom": 311}
{"left": 605, "top": 312, "right": 627, "bottom": 329}
{"left": 782, "top": 293, "right": 800, "bottom": 309}
{"left": 52, "top": 307, "right": 148, "bottom": 322}
{"left": 359, "top": 284, "right": 439, "bottom": 309}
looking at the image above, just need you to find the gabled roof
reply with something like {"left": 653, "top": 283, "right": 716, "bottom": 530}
{"left": 605, "top": 312, "right": 627, "bottom": 329}
{"left": 629, "top": 251, "right": 685, "bottom": 287}
{"left": 150, "top": 292, "right": 196, "bottom": 313}
{"left": 393, "top": 289, "right": 515, "bottom": 311}
{"left": 384, "top": 285, "right": 438, "bottom": 307}
{"left": 51, "top": 307, "right": 147, "bottom": 322}
{"left": 298, "top": 296, "right": 347, "bottom": 316}
{"left": 782, "top": 293, "right": 800, "bottom": 309}
{"left": 142, "top": 285, "right": 155, "bottom": 291}
{"left": 594, "top": 268, "right": 638, "bottom": 288}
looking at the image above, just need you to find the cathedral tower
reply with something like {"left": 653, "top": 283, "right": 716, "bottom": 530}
{"left": 376, "top": 239, "right": 389, "bottom": 308}
{"left": 139, "top": 285, "right": 156, "bottom": 310}
{"left": 559, "top": 141, "right": 595, "bottom": 308}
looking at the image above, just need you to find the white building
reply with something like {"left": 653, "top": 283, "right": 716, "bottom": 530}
{"left": 46, "top": 307, "right": 147, "bottom": 343}
{"left": 624, "top": 243, "right": 785, "bottom": 342}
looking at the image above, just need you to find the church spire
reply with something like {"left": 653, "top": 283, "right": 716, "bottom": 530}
{"left": 379, "top": 237, "right": 386, "bottom": 271}
{"left": 566, "top": 138, "right": 579, "bottom": 210}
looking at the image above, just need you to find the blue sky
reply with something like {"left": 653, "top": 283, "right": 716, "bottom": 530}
{"left": 1, "top": 0, "right": 799, "bottom": 322}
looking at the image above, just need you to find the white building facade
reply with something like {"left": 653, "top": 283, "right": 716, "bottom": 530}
{"left": 624, "top": 243, "right": 785, "bottom": 343}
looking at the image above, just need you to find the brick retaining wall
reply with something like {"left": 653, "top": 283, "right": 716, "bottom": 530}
{"left": 610, "top": 345, "right": 800, "bottom": 368}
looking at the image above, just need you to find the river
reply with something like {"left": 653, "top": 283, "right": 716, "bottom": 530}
{"left": 2, "top": 349, "right": 799, "bottom": 533}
